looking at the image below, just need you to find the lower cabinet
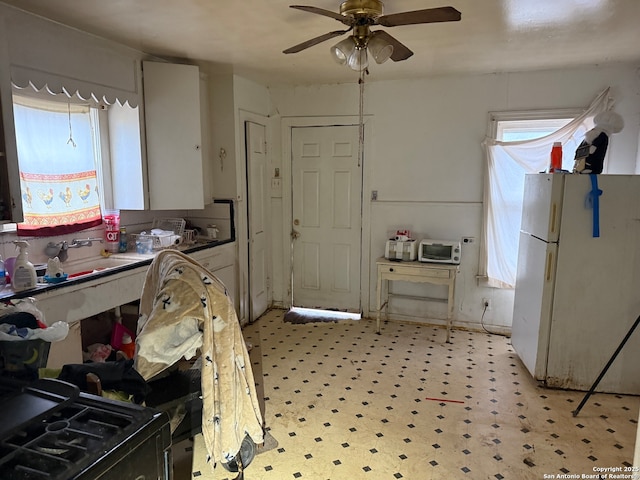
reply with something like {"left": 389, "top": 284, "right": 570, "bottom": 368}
{"left": 34, "top": 243, "right": 237, "bottom": 368}
{"left": 188, "top": 242, "right": 237, "bottom": 311}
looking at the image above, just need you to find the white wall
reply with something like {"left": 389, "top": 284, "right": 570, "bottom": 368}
{"left": 206, "top": 71, "right": 237, "bottom": 200}
{"left": 0, "top": 4, "right": 143, "bottom": 105}
{"left": 269, "top": 64, "right": 640, "bottom": 331}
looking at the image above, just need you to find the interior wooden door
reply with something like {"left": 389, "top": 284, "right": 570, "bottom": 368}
{"left": 291, "top": 125, "right": 362, "bottom": 312}
{"left": 246, "top": 121, "right": 269, "bottom": 321}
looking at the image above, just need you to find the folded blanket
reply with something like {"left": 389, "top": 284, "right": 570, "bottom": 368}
{"left": 135, "top": 250, "right": 263, "bottom": 466}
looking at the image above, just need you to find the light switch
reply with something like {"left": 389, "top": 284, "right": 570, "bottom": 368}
{"left": 271, "top": 178, "right": 282, "bottom": 198}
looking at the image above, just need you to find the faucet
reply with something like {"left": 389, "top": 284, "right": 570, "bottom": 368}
{"left": 69, "top": 237, "right": 104, "bottom": 248}
{"left": 45, "top": 241, "right": 69, "bottom": 262}
{"left": 45, "top": 237, "right": 104, "bottom": 262}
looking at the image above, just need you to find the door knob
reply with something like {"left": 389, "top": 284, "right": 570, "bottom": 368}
{"left": 294, "top": 219, "right": 300, "bottom": 225}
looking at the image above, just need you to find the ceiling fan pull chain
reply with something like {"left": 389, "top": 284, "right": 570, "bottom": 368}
{"left": 357, "top": 69, "right": 365, "bottom": 167}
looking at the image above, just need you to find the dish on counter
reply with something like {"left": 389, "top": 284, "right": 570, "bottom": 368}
{"left": 44, "top": 273, "right": 68, "bottom": 284}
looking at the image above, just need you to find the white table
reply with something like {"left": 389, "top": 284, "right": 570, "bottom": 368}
{"left": 375, "top": 257, "right": 459, "bottom": 342}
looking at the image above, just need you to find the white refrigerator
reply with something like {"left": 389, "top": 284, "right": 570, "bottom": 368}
{"left": 511, "top": 174, "right": 640, "bottom": 394}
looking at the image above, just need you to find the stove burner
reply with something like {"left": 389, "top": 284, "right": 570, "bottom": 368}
{"left": 46, "top": 420, "right": 69, "bottom": 433}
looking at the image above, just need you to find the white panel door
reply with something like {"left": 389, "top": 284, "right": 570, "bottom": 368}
{"left": 291, "top": 125, "right": 362, "bottom": 312}
{"left": 247, "top": 121, "right": 269, "bottom": 321}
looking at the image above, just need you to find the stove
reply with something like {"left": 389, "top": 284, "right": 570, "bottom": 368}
{"left": 0, "top": 377, "right": 172, "bottom": 480}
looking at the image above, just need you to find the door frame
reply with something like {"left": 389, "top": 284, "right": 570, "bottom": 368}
{"left": 237, "top": 109, "right": 271, "bottom": 324}
{"left": 281, "top": 115, "right": 374, "bottom": 316}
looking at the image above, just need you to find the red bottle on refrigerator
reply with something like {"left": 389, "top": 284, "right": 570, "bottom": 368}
{"left": 549, "top": 142, "right": 563, "bottom": 173}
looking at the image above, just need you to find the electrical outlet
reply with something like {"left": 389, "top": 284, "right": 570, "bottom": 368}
{"left": 482, "top": 298, "right": 491, "bottom": 310}
{"left": 462, "top": 237, "right": 475, "bottom": 244}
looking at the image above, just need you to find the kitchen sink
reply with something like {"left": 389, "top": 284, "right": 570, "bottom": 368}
{"left": 64, "top": 254, "right": 152, "bottom": 279}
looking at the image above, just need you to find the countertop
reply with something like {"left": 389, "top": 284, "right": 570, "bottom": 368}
{"left": 0, "top": 237, "right": 234, "bottom": 302}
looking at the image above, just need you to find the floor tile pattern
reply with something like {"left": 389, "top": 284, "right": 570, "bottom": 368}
{"left": 182, "top": 309, "right": 639, "bottom": 480}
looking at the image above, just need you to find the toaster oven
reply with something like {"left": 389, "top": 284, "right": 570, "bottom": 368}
{"left": 418, "top": 239, "right": 461, "bottom": 264}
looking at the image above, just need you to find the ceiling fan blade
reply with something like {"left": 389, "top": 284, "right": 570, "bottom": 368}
{"left": 289, "top": 5, "right": 352, "bottom": 25}
{"left": 283, "top": 29, "right": 349, "bottom": 54}
{"left": 377, "top": 6, "right": 461, "bottom": 27}
{"left": 370, "top": 30, "right": 413, "bottom": 61}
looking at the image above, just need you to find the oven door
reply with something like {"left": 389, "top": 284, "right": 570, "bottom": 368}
{"left": 80, "top": 417, "right": 173, "bottom": 480}
{"left": 420, "top": 243, "right": 453, "bottom": 263}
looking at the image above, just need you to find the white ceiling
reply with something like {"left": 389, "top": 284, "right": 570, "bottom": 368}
{"left": 2, "top": 0, "right": 639, "bottom": 86}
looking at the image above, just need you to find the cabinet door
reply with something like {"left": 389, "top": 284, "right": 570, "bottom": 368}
{"left": 189, "top": 244, "right": 237, "bottom": 313}
{"left": 142, "top": 61, "right": 204, "bottom": 210}
{"left": 109, "top": 103, "right": 146, "bottom": 210}
{"left": 0, "top": 116, "right": 16, "bottom": 222}
{"left": 0, "top": 74, "right": 23, "bottom": 223}
{"left": 213, "top": 264, "right": 236, "bottom": 308}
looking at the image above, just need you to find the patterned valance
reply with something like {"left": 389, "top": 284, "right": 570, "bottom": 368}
{"left": 11, "top": 65, "right": 140, "bottom": 107}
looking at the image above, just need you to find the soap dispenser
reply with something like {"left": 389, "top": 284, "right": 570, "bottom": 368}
{"left": 12, "top": 240, "right": 37, "bottom": 292}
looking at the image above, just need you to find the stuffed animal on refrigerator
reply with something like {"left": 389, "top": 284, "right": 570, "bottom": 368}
{"left": 573, "top": 110, "right": 624, "bottom": 174}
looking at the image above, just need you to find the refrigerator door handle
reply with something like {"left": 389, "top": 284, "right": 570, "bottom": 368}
{"left": 550, "top": 203, "right": 558, "bottom": 236}
{"left": 545, "top": 251, "right": 554, "bottom": 282}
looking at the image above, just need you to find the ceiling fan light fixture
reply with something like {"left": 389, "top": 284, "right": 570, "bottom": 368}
{"left": 347, "top": 46, "right": 368, "bottom": 71}
{"left": 285, "top": 3, "right": 462, "bottom": 70}
{"left": 330, "top": 37, "right": 356, "bottom": 65}
{"left": 367, "top": 34, "right": 393, "bottom": 64}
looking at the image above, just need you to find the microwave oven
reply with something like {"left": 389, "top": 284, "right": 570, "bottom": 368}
{"left": 418, "top": 239, "right": 461, "bottom": 264}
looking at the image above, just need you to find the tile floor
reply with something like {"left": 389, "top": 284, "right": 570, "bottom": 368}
{"left": 176, "top": 308, "right": 639, "bottom": 479}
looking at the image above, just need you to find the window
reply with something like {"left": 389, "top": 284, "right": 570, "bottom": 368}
{"left": 13, "top": 93, "right": 104, "bottom": 236}
{"left": 498, "top": 118, "right": 574, "bottom": 144}
{"left": 495, "top": 117, "right": 578, "bottom": 234}
{"left": 481, "top": 88, "right": 611, "bottom": 288}
{"left": 9, "top": 84, "right": 144, "bottom": 235}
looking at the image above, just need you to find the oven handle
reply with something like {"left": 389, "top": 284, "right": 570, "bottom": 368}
{"left": 163, "top": 449, "right": 172, "bottom": 480}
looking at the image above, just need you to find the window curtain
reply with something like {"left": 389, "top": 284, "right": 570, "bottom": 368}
{"left": 481, "top": 87, "right": 611, "bottom": 288}
{"left": 13, "top": 95, "right": 102, "bottom": 236}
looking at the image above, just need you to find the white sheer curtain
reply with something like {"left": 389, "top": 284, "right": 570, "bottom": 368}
{"left": 481, "top": 88, "right": 611, "bottom": 288}
{"left": 13, "top": 94, "right": 103, "bottom": 236}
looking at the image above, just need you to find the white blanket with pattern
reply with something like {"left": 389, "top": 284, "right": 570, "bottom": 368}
{"left": 135, "top": 249, "right": 263, "bottom": 466}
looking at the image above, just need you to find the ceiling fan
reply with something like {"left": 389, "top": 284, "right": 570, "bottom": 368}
{"left": 283, "top": 0, "right": 461, "bottom": 71}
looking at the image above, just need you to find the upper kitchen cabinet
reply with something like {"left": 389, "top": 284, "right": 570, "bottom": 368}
{"left": 0, "top": 96, "right": 14, "bottom": 222}
{"left": 142, "top": 61, "right": 207, "bottom": 210}
{"left": 0, "top": 97, "right": 21, "bottom": 224}
{"left": 0, "top": 20, "right": 22, "bottom": 224}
